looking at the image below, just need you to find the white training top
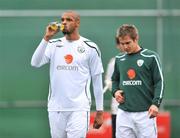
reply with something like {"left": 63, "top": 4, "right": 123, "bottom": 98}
{"left": 104, "top": 57, "right": 119, "bottom": 114}
{"left": 31, "top": 36, "right": 104, "bottom": 111}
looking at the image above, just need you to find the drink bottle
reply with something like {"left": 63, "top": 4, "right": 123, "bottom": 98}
{"left": 49, "top": 22, "right": 64, "bottom": 31}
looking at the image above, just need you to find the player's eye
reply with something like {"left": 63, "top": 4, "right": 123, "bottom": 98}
{"left": 66, "top": 18, "right": 73, "bottom": 21}
{"left": 120, "top": 41, "right": 131, "bottom": 45}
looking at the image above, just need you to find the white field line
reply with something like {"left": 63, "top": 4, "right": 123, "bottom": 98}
{"left": 0, "top": 9, "right": 180, "bottom": 17}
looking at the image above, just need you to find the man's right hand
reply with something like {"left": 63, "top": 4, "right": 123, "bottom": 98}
{"left": 114, "top": 90, "right": 124, "bottom": 104}
{"left": 44, "top": 25, "right": 59, "bottom": 41}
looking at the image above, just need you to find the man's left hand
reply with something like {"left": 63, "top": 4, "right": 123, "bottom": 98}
{"left": 93, "top": 111, "right": 103, "bottom": 129}
{"left": 148, "top": 105, "right": 159, "bottom": 118}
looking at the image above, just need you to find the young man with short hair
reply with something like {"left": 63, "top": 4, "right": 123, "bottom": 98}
{"left": 112, "top": 24, "right": 164, "bottom": 138}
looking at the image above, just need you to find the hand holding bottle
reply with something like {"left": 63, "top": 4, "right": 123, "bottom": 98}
{"left": 44, "top": 22, "right": 64, "bottom": 41}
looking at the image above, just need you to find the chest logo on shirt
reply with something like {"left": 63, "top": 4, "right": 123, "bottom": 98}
{"left": 77, "top": 46, "right": 85, "bottom": 53}
{"left": 127, "top": 69, "right": 136, "bottom": 79}
{"left": 137, "top": 59, "right": 144, "bottom": 67}
{"left": 64, "top": 54, "right": 73, "bottom": 64}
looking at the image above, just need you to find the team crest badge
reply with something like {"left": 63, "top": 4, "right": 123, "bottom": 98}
{"left": 77, "top": 46, "right": 85, "bottom": 53}
{"left": 137, "top": 59, "right": 144, "bottom": 67}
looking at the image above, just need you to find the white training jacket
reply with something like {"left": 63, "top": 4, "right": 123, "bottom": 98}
{"left": 31, "top": 36, "right": 104, "bottom": 111}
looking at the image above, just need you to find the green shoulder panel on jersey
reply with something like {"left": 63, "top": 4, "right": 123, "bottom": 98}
{"left": 49, "top": 38, "right": 62, "bottom": 43}
{"left": 140, "top": 48, "right": 164, "bottom": 101}
{"left": 140, "top": 49, "right": 159, "bottom": 57}
{"left": 140, "top": 49, "right": 162, "bottom": 66}
{"left": 115, "top": 52, "right": 126, "bottom": 59}
{"left": 83, "top": 40, "right": 101, "bottom": 57}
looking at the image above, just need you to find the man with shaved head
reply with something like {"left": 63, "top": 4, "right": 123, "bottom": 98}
{"left": 31, "top": 10, "right": 104, "bottom": 138}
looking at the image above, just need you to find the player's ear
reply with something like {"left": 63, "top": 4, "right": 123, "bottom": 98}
{"left": 76, "top": 19, "right": 80, "bottom": 28}
{"left": 133, "top": 35, "right": 139, "bottom": 43}
{"left": 115, "top": 37, "right": 120, "bottom": 45}
{"left": 136, "top": 35, "right": 139, "bottom": 41}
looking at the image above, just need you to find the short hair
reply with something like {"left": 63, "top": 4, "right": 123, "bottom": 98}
{"left": 115, "top": 27, "right": 120, "bottom": 44}
{"left": 62, "top": 10, "right": 80, "bottom": 21}
{"left": 116, "top": 24, "right": 139, "bottom": 41}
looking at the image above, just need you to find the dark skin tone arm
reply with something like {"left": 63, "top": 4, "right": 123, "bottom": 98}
{"left": 93, "top": 111, "right": 103, "bottom": 129}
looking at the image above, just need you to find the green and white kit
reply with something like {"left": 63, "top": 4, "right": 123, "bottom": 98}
{"left": 112, "top": 48, "right": 164, "bottom": 112}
